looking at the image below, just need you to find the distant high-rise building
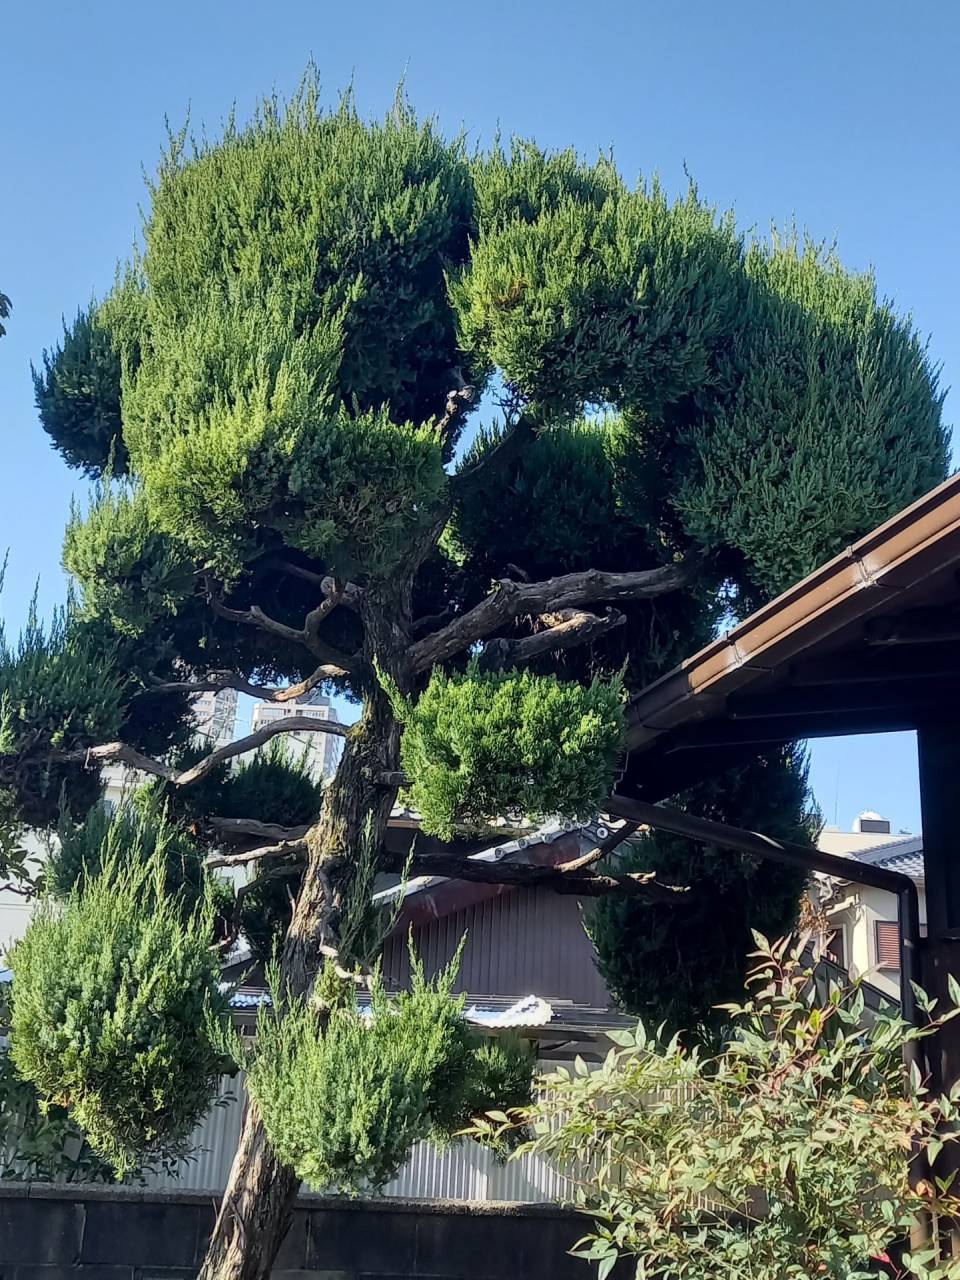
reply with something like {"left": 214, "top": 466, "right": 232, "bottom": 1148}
{"left": 250, "top": 691, "right": 342, "bottom": 781}
{"left": 192, "top": 688, "right": 239, "bottom": 748}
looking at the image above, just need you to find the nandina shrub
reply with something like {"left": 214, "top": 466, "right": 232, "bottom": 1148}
{"left": 470, "top": 936, "right": 960, "bottom": 1280}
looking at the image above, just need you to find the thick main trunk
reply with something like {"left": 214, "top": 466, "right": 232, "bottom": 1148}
{"left": 197, "top": 1101, "right": 299, "bottom": 1280}
{"left": 198, "top": 587, "right": 409, "bottom": 1280}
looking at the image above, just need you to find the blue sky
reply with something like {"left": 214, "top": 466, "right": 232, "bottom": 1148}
{"left": 1, "top": 0, "right": 956, "bottom": 834}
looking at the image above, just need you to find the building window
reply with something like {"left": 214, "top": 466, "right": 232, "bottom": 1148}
{"left": 875, "top": 921, "right": 901, "bottom": 971}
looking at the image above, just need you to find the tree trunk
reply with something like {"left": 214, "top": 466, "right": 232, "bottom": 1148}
{"left": 197, "top": 1101, "right": 300, "bottom": 1280}
{"left": 198, "top": 587, "right": 409, "bottom": 1280}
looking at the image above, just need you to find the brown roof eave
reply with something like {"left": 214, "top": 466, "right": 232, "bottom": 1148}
{"left": 624, "top": 472, "right": 960, "bottom": 753}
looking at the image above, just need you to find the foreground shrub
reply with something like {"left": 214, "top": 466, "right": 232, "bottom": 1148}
{"left": 9, "top": 830, "right": 231, "bottom": 1176}
{"left": 471, "top": 936, "right": 960, "bottom": 1280}
{"left": 384, "top": 660, "right": 624, "bottom": 839}
{"left": 249, "top": 952, "right": 534, "bottom": 1193}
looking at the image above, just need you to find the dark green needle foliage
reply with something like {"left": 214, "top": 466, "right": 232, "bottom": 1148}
{"left": 33, "top": 305, "right": 128, "bottom": 476}
{"left": 46, "top": 796, "right": 206, "bottom": 909}
{"left": 385, "top": 661, "right": 624, "bottom": 840}
{"left": 9, "top": 828, "right": 232, "bottom": 1176}
{"left": 10, "top": 74, "right": 949, "bottom": 1222}
{"left": 0, "top": 599, "right": 125, "bottom": 825}
{"left": 588, "top": 746, "right": 819, "bottom": 1046}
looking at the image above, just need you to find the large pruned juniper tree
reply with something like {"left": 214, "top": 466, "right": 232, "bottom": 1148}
{"left": 2, "top": 81, "right": 948, "bottom": 1279}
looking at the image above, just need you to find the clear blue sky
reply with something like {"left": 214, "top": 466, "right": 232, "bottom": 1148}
{"left": 1, "top": 0, "right": 957, "bottom": 834}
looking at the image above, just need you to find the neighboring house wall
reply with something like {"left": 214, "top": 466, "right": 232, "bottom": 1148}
{"left": 382, "top": 886, "right": 610, "bottom": 1006}
{"left": 816, "top": 817, "right": 925, "bottom": 1002}
{"left": 826, "top": 882, "right": 927, "bottom": 1001}
{"left": 0, "top": 831, "right": 47, "bottom": 964}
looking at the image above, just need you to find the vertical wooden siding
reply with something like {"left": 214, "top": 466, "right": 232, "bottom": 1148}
{"left": 381, "top": 886, "right": 611, "bottom": 1005}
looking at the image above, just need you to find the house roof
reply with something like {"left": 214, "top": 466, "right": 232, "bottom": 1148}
{"left": 225, "top": 985, "right": 631, "bottom": 1056}
{"left": 376, "top": 817, "right": 622, "bottom": 928}
{"left": 815, "top": 833, "right": 925, "bottom": 885}
{"left": 853, "top": 835, "right": 925, "bottom": 882}
{"left": 617, "top": 473, "right": 960, "bottom": 802}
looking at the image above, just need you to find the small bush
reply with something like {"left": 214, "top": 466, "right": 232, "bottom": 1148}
{"left": 47, "top": 797, "right": 205, "bottom": 907}
{"left": 9, "top": 829, "right": 232, "bottom": 1176}
{"left": 385, "top": 660, "right": 624, "bottom": 839}
{"left": 248, "top": 952, "right": 534, "bottom": 1193}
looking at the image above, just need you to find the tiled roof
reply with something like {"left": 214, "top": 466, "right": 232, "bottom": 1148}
{"left": 851, "top": 835, "right": 924, "bottom": 882}
{"left": 224, "top": 985, "right": 630, "bottom": 1038}
{"left": 870, "top": 849, "right": 925, "bottom": 880}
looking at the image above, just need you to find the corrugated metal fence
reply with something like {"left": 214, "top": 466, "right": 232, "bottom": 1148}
{"left": 136, "top": 1072, "right": 568, "bottom": 1204}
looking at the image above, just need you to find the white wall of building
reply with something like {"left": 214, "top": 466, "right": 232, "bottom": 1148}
{"left": 250, "top": 694, "right": 342, "bottom": 781}
{"left": 817, "top": 812, "right": 924, "bottom": 1001}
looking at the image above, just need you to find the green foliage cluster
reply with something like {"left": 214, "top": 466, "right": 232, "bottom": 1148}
{"left": 9, "top": 832, "right": 231, "bottom": 1176}
{"left": 33, "top": 305, "right": 127, "bottom": 476}
{"left": 0, "top": 599, "right": 125, "bottom": 824}
{"left": 15, "top": 81, "right": 953, "bottom": 1237}
{"left": 0, "top": 977, "right": 117, "bottom": 1184}
{"left": 453, "top": 178, "right": 742, "bottom": 418}
{"left": 0, "top": 289, "right": 10, "bottom": 337}
{"left": 678, "top": 234, "right": 947, "bottom": 602}
{"left": 386, "top": 661, "right": 624, "bottom": 839}
{"left": 220, "top": 737, "right": 323, "bottom": 827}
{"left": 0, "top": 1043, "right": 116, "bottom": 1183}
{"left": 65, "top": 86, "right": 474, "bottom": 584}
{"left": 0, "top": 983, "right": 192, "bottom": 1185}
{"left": 589, "top": 747, "right": 816, "bottom": 1044}
{"left": 248, "top": 952, "right": 534, "bottom": 1193}
{"left": 449, "top": 421, "right": 717, "bottom": 688}
{"left": 46, "top": 797, "right": 206, "bottom": 909}
{"left": 483, "top": 938, "right": 960, "bottom": 1280}
{"left": 63, "top": 483, "right": 194, "bottom": 635}
{"left": 42, "top": 83, "right": 945, "bottom": 638}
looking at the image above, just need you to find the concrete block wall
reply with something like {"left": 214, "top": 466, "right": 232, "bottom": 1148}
{"left": 0, "top": 1183, "right": 600, "bottom": 1279}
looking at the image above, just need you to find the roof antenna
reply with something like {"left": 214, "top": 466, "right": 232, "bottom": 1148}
{"left": 833, "top": 766, "right": 840, "bottom": 828}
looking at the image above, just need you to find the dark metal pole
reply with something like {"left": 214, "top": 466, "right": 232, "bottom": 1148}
{"left": 606, "top": 790, "right": 931, "bottom": 1217}
{"left": 605, "top": 793, "right": 924, "bottom": 1055}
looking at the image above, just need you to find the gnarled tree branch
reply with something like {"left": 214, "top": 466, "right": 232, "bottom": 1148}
{"left": 207, "top": 837, "right": 686, "bottom": 903}
{"left": 141, "top": 660, "right": 334, "bottom": 704}
{"left": 209, "top": 817, "right": 312, "bottom": 845}
{"left": 477, "top": 608, "right": 626, "bottom": 671}
{"left": 207, "top": 837, "right": 309, "bottom": 871}
{"left": 409, "top": 561, "right": 695, "bottom": 672}
{"left": 383, "top": 848, "right": 687, "bottom": 902}
{"left": 205, "top": 580, "right": 357, "bottom": 675}
{"left": 59, "top": 716, "right": 348, "bottom": 789}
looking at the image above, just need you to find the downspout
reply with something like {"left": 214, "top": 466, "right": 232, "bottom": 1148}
{"left": 605, "top": 794, "right": 924, "bottom": 1081}
{"left": 606, "top": 791, "right": 933, "bottom": 1252}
